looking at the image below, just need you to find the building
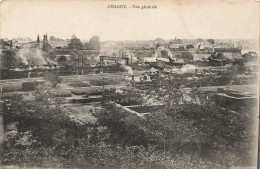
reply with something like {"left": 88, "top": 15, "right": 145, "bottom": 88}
{"left": 36, "top": 35, "right": 40, "bottom": 49}
{"left": 49, "top": 40, "right": 68, "bottom": 48}
{"left": 169, "top": 43, "right": 183, "bottom": 49}
{"left": 213, "top": 48, "right": 241, "bottom": 59}
{"left": 42, "top": 34, "right": 49, "bottom": 51}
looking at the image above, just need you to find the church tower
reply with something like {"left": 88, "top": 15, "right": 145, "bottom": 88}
{"left": 43, "top": 34, "right": 46, "bottom": 51}
{"left": 36, "top": 35, "right": 40, "bottom": 49}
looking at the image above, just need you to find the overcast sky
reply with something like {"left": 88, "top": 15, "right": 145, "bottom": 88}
{"left": 0, "top": 0, "right": 259, "bottom": 41}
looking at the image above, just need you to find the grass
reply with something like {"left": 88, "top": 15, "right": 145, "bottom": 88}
{"left": 66, "top": 105, "right": 97, "bottom": 125}
{"left": 51, "top": 89, "right": 72, "bottom": 97}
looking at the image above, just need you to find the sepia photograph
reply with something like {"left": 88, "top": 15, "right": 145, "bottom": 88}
{"left": 0, "top": 0, "right": 259, "bottom": 168}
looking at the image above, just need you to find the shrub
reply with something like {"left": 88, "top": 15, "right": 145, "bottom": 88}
{"left": 89, "top": 78, "right": 121, "bottom": 86}
{"left": 2, "top": 85, "right": 22, "bottom": 93}
{"left": 44, "top": 72, "right": 62, "bottom": 87}
{"left": 22, "top": 82, "right": 36, "bottom": 91}
{"left": 71, "top": 87, "right": 105, "bottom": 96}
{"left": 52, "top": 89, "right": 72, "bottom": 97}
{"left": 68, "top": 81, "right": 91, "bottom": 87}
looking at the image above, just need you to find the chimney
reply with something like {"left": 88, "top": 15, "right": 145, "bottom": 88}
{"left": 132, "top": 75, "right": 134, "bottom": 81}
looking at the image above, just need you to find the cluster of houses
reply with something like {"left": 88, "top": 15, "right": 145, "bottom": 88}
{"left": 0, "top": 36, "right": 69, "bottom": 50}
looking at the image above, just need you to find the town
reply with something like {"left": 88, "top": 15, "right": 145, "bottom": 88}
{"left": 0, "top": 34, "right": 258, "bottom": 168}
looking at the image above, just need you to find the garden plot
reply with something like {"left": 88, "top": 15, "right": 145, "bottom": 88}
{"left": 62, "top": 104, "right": 97, "bottom": 125}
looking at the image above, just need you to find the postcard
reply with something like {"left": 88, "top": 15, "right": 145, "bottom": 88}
{"left": 0, "top": 0, "right": 259, "bottom": 168}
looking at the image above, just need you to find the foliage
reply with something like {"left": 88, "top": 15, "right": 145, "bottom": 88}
{"left": 94, "top": 104, "right": 150, "bottom": 146}
{"left": 0, "top": 39, "right": 12, "bottom": 48}
{"left": 145, "top": 73, "right": 256, "bottom": 166}
{"left": 22, "top": 82, "right": 36, "bottom": 91}
{"left": 186, "top": 44, "right": 194, "bottom": 49}
{"left": 2, "top": 84, "right": 22, "bottom": 93}
{"left": 181, "top": 52, "right": 193, "bottom": 61}
{"left": 216, "top": 52, "right": 225, "bottom": 58}
{"left": 51, "top": 89, "right": 72, "bottom": 97}
{"left": 84, "top": 35, "right": 100, "bottom": 50}
{"left": 160, "top": 50, "right": 169, "bottom": 58}
{"left": 154, "top": 38, "right": 165, "bottom": 44}
{"left": 44, "top": 72, "right": 62, "bottom": 87}
{"left": 1, "top": 49, "right": 17, "bottom": 68}
{"left": 229, "top": 64, "right": 246, "bottom": 74}
{"left": 49, "top": 36, "right": 64, "bottom": 41}
{"left": 45, "top": 50, "right": 56, "bottom": 60}
{"left": 68, "top": 38, "right": 83, "bottom": 50}
{"left": 2, "top": 67, "right": 256, "bottom": 168}
{"left": 57, "top": 55, "right": 67, "bottom": 64}
{"left": 242, "top": 52, "right": 258, "bottom": 62}
{"left": 89, "top": 78, "right": 122, "bottom": 86}
{"left": 207, "top": 53, "right": 225, "bottom": 66}
{"left": 207, "top": 39, "right": 215, "bottom": 45}
{"left": 68, "top": 80, "right": 91, "bottom": 87}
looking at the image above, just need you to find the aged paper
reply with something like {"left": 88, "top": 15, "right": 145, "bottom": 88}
{"left": 0, "top": 0, "right": 259, "bottom": 168}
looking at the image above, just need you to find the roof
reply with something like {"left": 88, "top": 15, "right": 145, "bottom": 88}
{"left": 214, "top": 48, "right": 241, "bottom": 53}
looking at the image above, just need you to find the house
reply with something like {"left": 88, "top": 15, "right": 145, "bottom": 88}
{"left": 143, "top": 57, "right": 157, "bottom": 63}
{"left": 213, "top": 48, "right": 241, "bottom": 59}
{"left": 169, "top": 43, "right": 183, "bottom": 49}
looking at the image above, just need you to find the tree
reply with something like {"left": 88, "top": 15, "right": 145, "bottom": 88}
{"left": 155, "top": 38, "right": 165, "bottom": 45}
{"left": 216, "top": 52, "right": 224, "bottom": 58}
{"left": 207, "top": 39, "right": 215, "bottom": 45}
{"left": 94, "top": 104, "right": 149, "bottom": 146}
{"left": 1, "top": 49, "right": 16, "bottom": 68}
{"left": 207, "top": 53, "right": 216, "bottom": 62}
{"left": 44, "top": 72, "right": 62, "bottom": 87}
{"left": 242, "top": 52, "right": 258, "bottom": 62}
{"left": 207, "top": 53, "right": 225, "bottom": 66}
{"left": 46, "top": 50, "right": 56, "bottom": 60}
{"left": 57, "top": 56, "right": 67, "bottom": 65}
{"left": 71, "top": 34, "right": 77, "bottom": 39}
{"left": 181, "top": 52, "right": 193, "bottom": 61}
{"left": 229, "top": 64, "right": 246, "bottom": 74}
{"left": 49, "top": 36, "right": 56, "bottom": 41}
{"left": 160, "top": 50, "right": 169, "bottom": 58}
{"left": 186, "top": 44, "right": 194, "bottom": 49}
{"left": 87, "top": 36, "right": 100, "bottom": 50}
{"left": 83, "top": 43, "right": 89, "bottom": 50}
{"left": 145, "top": 73, "right": 254, "bottom": 166}
{"left": 0, "top": 39, "right": 12, "bottom": 48}
{"left": 68, "top": 37, "right": 83, "bottom": 50}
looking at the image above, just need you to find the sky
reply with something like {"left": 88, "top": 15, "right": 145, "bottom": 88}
{"left": 0, "top": 0, "right": 259, "bottom": 41}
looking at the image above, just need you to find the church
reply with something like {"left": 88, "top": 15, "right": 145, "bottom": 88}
{"left": 36, "top": 34, "right": 49, "bottom": 51}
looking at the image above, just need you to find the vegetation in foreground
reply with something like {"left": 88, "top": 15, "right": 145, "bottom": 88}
{"left": 2, "top": 75, "right": 257, "bottom": 169}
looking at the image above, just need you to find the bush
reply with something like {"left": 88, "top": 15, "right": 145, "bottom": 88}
{"left": 2, "top": 85, "right": 22, "bottom": 93}
{"left": 44, "top": 72, "right": 62, "bottom": 87}
{"left": 71, "top": 87, "right": 105, "bottom": 95}
{"left": 68, "top": 81, "right": 91, "bottom": 87}
{"left": 52, "top": 89, "right": 72, "bottom": 97}
{"left": 22, "top": 82, "right": 36, "bottom": 91}
{"left": 71, "top": 89, "right": 87, "bottom": 95}
{"left": 89, "top": 78, "right": 121, "bottom": 86}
